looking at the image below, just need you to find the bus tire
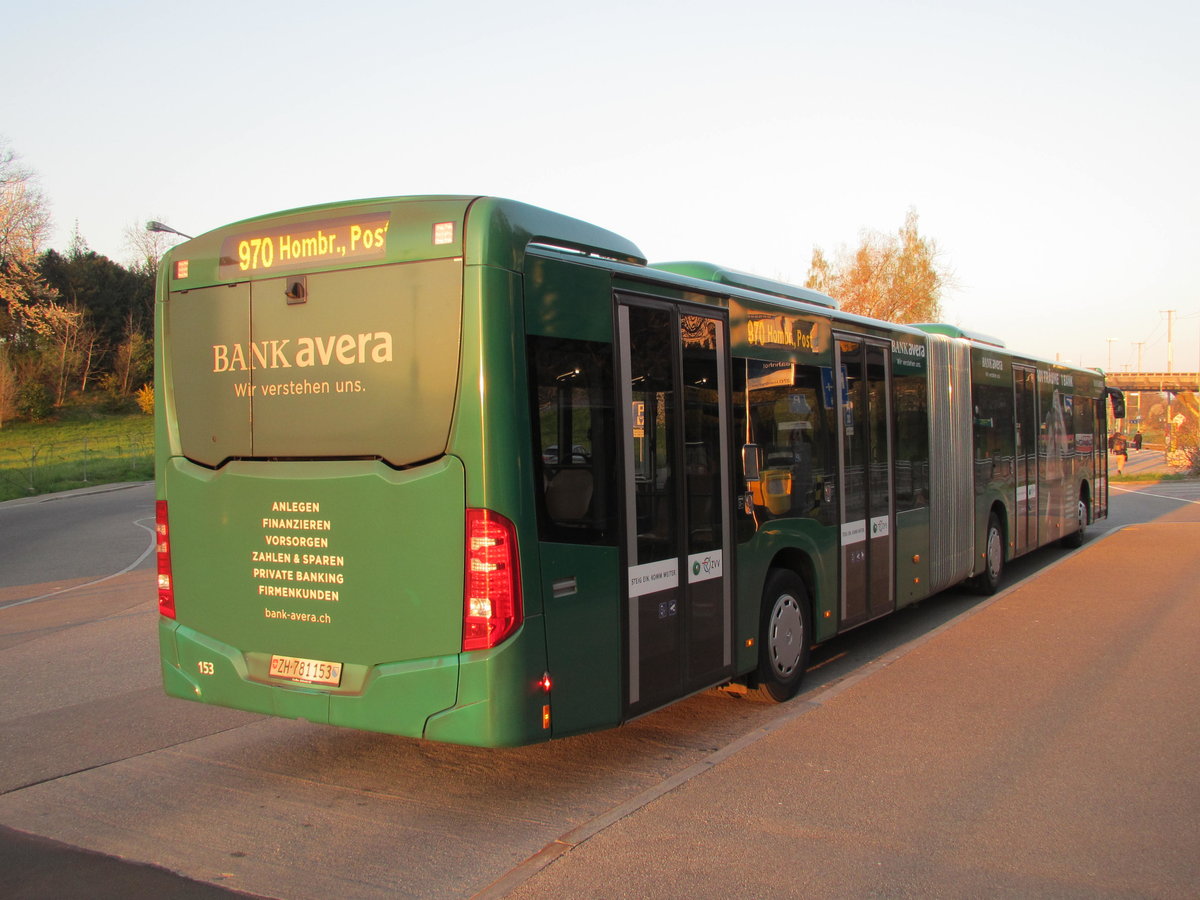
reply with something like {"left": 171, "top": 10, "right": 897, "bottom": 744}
{"left": 1061, "top": 493, "right": 1088, "bottom": 549}
{"left": 971, "top": 513, "right": 1005, "bottom": 595}
{"left": 757, "top": 570, "right": 812, "bottom": 702}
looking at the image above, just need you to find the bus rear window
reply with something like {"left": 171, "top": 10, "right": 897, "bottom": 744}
{"left": 167, "top": 259, "right": 463, "bottom": 467}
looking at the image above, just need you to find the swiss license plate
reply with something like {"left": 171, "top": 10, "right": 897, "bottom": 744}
{"left": 268, "top": 654, "right": 343, "bottom": 687}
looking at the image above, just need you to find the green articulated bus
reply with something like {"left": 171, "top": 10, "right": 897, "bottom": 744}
{"left": 155, "top": 196, "right": 1124, "bottom": 747}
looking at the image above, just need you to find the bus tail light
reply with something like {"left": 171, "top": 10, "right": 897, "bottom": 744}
{"left": 156, "top": 500, "right": 176, "bottom": 619}
{"left": 463, "top": 508, "right": 522, "bottom": 651}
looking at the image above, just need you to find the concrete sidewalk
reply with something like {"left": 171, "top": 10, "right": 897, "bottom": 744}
{"left": 502, "top": 523, "right": 1200, "bottom": 899}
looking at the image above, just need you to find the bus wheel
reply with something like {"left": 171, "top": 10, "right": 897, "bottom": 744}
{"left": 757, "top": 570, "right": 812, "bottom": 702}
{"left": 971, "top": 513, "right": 1005, "bottom": 595}
{"left": 1061, "top": 494, "right": 1088, "bottom": 549}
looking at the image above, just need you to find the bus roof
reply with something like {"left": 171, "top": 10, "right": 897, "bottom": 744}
{"left": 162, "top": 196, "right": 649, "bottom": 290}
{"left": 913, "top": 323, "right": 1007, "bottom": 348}
{"left": 462, "top": 197, "right": 647, "bottom": 268}
{"left": 651, "top": 261, "right": 838, "bottom": 309}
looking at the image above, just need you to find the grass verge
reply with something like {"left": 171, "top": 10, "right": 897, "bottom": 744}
{"left": 0, "top": 405, "right": 152, "bottom": 502}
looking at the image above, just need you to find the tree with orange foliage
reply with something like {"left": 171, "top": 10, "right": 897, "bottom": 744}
{"left": 806, "top": 209, "right": 948, "bottom": 324}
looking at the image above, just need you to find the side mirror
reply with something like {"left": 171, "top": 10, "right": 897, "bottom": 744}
{"left": 1107, "top": 387, "right": 1126, "bottom": 420}
{"left": 742, "top": 443, "right": 761, "bottom": 483}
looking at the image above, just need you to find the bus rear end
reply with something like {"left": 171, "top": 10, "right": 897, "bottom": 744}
{"left": 155, "top": 197, "right": 544, "bottom": 746}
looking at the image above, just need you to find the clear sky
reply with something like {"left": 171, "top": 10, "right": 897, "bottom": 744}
{"left": 4, "top": 0, "right": 1197, "bottom": 372}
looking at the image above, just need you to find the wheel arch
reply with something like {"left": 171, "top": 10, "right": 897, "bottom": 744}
{"left": 1062, "top": 477, "right": 1092, "bottom": 548}
{"left": 767, "top": 546, "right": 824, "bottom": 639}
{"left": 753, "top": 562, "right": 815, "bottom": 701}
{"left": 970, "top": 504, "right": 1008, "bottom": 595}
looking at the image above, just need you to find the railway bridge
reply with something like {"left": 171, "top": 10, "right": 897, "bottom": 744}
{"left": 1104, "top": 372, "right": 1200, "bottom": 393}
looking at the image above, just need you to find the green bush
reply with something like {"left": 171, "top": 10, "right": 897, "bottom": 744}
{"left": 16, "top": 381, "right": 53, "bottom": 421}
{"left": 95, "top": 373, "right": 131, "bottom": 412}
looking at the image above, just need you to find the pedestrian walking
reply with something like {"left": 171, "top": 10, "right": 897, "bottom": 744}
{"left": 1112, "top": 432, "right": 1128, "bottom": 475}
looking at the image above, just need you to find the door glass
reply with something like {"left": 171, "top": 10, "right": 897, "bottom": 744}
{"left": 624, "top": 305, "right": 680, "bottom": 708}
{"left": 865, "top": 343, "right": 893, "bottom": 617}
{"left": 682, "top": 315, "right": 721, "bottom": 555}
{"left": 681, "top": 314, "right": 728, "bottom": 680}
{"left": 1094, "top": 397, "right": 1108, "bottom": 517}
{"left": 838, "top": 340, "right": 868, "bottom": 624}
{"left": 1015, "top": 366, "right": 1038, "bottom": 552}
{"left": 629, "top": 306, "right": 677, "bottom": 569}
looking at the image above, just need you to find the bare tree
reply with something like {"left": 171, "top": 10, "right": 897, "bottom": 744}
{"left": 806, "top": 209, "right": 949, "bottom": 324}
{"left": 124, "top": 217, "right": 179, "bottom": 275}
{"left": 0, "top": 138, "right": 52, "bottom": 263}
{"left": 109, "top": 314, "right": 153, "bottom": 396}
{"left": 76, "top": 321, "right": 102, "bottom": 393}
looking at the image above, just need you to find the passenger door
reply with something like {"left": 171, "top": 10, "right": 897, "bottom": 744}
{"left": 1014, "top": 365, "right": 1038, "bottom": 554}
{"left": 616, "top": 298, "right": 734, "bottom": 716}
{"left": 834, "top": 336, "right": 895, "bottom": 628}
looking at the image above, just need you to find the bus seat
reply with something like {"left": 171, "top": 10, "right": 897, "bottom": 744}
{"left": 546, "top": 469, "right": 593, "bottom": 522}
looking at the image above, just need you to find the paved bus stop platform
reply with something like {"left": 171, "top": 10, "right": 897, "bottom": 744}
{"left": 500, "top": 521, "right": 1200, "bottom": 899}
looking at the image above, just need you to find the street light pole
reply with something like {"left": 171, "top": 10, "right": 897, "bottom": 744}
{"left": 146, "top": 220, "right": 193, "bottom": 240}
{"left": 1160, "top": 309, "right": 1175, "bottom": 373}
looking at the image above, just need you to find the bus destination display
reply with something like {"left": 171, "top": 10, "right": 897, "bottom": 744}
{"left": 218, "top": 213, "right": 391, "bottom": 277}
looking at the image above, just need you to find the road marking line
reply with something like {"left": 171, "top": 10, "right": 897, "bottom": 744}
{"left": 0, "top": 517, "right": 156, "bottom": 611}
{"left": 1112, "top": 486, "right": 1200, "bottom": 505}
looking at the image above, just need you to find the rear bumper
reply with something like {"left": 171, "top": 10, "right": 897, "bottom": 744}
{"left": 160, "top": 616, "right": 550, "bottom": 746}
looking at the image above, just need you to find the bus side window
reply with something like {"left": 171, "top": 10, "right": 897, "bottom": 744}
{"left": 973, "top": 380, "right": 1013, "bottom": 494}
{"left": 894, "top": 369, "right": 930, "bottom": 511}
{"left": 1076, "top": 393, "right": 1095, "bottom": 457}
{"left": 528, "top": 336, "right": 617, "bottom": 545}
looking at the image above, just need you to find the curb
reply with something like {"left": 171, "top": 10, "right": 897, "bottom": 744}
{"left": 0, "top": 481, "right": 152, "bottom": 510}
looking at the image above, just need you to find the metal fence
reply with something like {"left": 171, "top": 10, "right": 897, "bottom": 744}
{"left": 0, "top": 432, "right": 153, "bottom": 499}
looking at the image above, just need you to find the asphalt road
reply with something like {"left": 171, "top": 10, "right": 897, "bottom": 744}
{"left": 0, "top": 482, "right": 155, "bottom": 592}
{"left": 1, "top": 477, "right": 1198, "bottom": 898}
{"left": 1116, "top": 447, "right": 1170, "bottom": 478}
